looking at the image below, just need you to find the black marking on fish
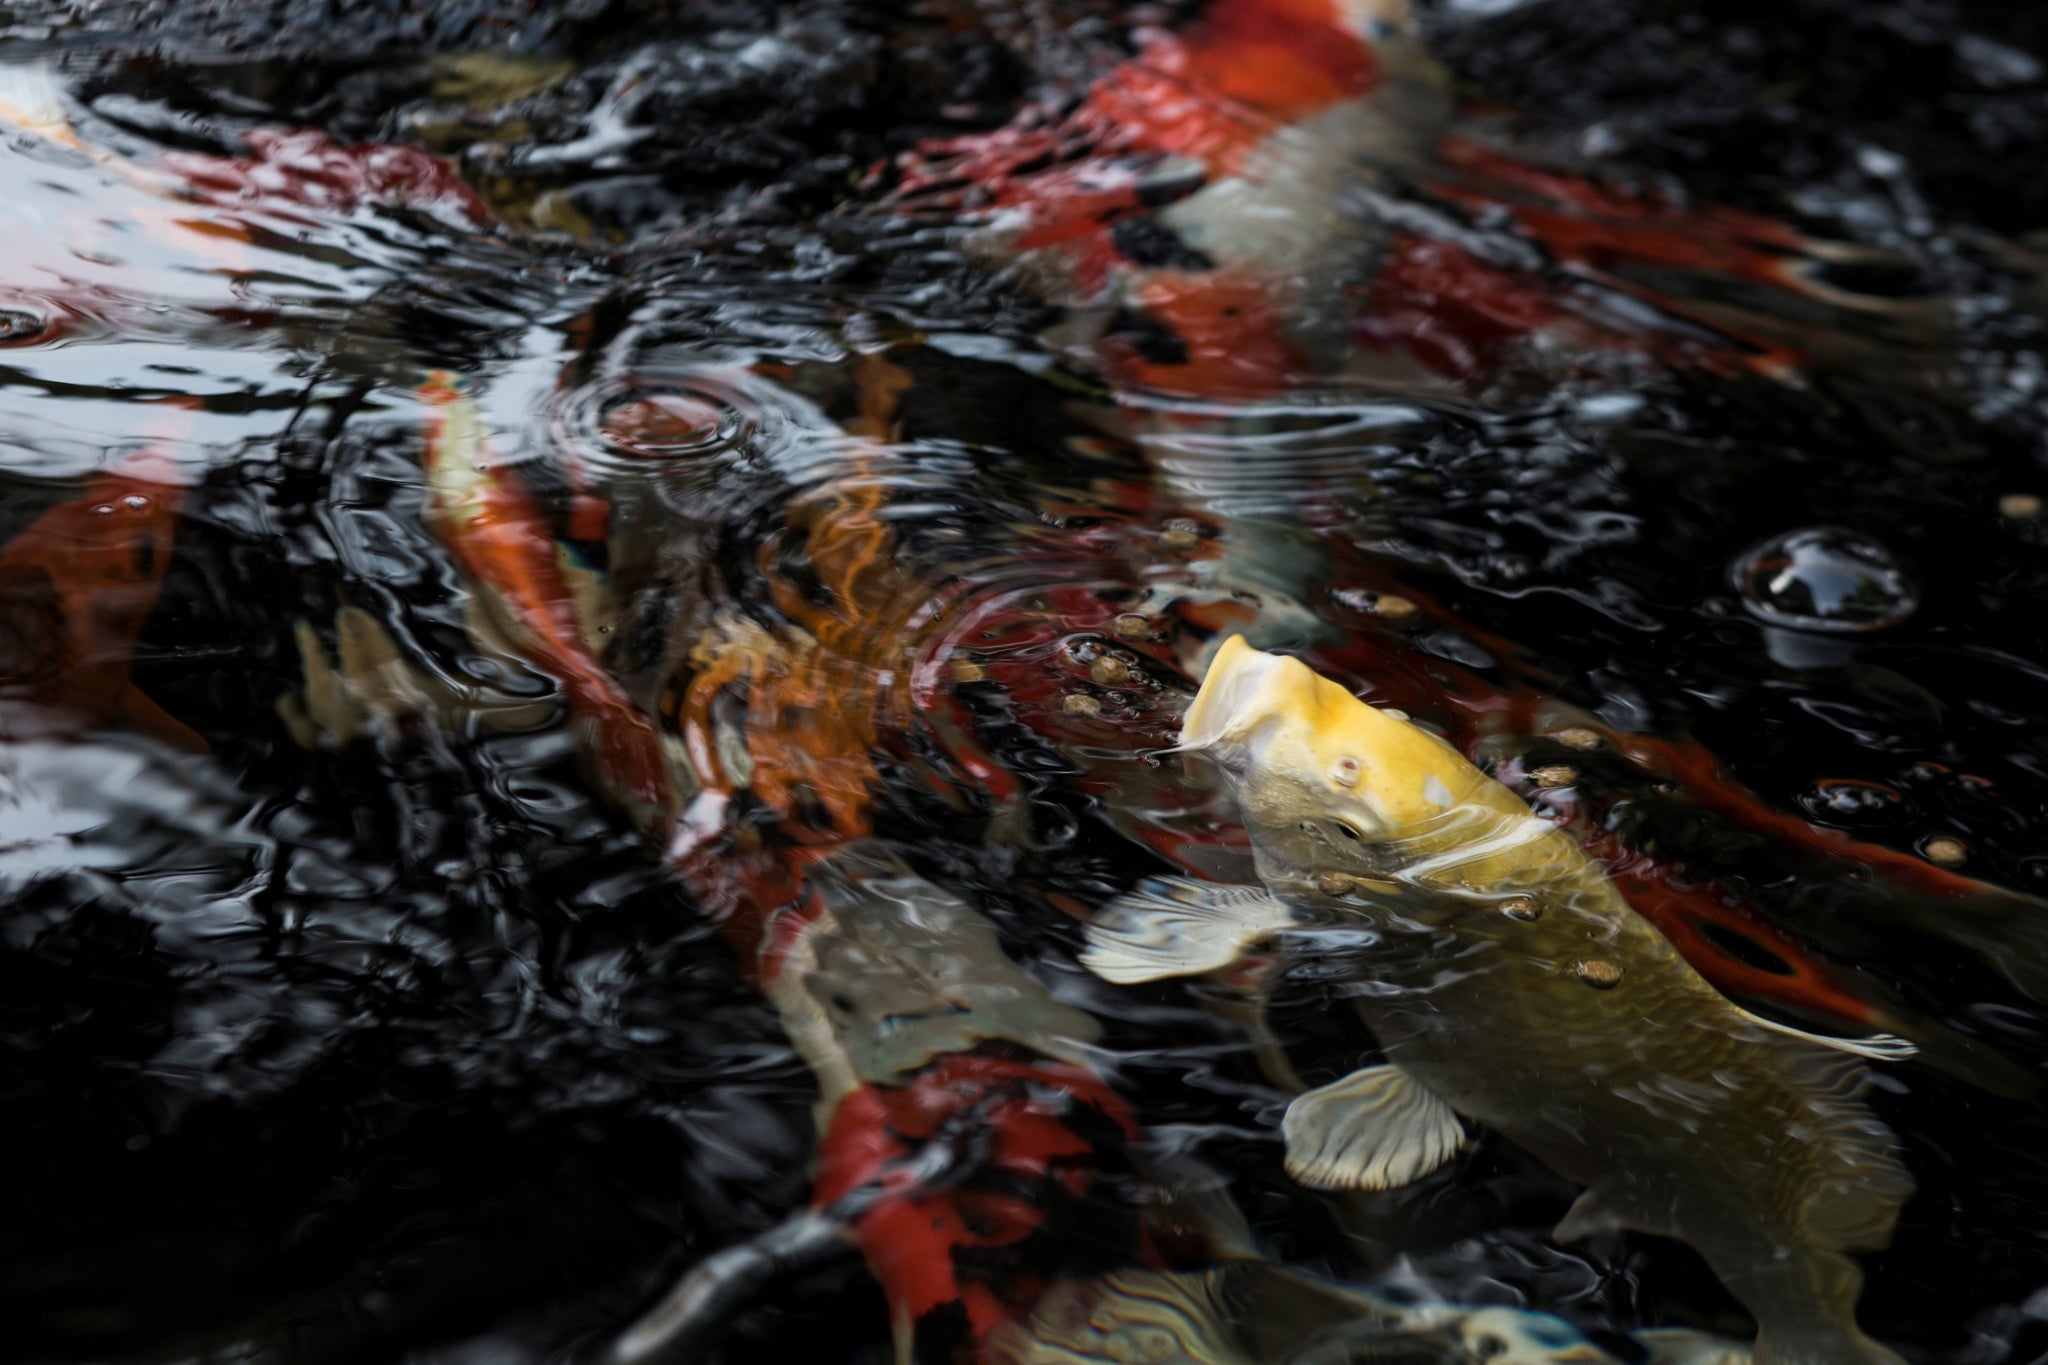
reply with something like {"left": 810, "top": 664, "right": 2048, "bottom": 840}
{"left": 1111, "top": 218, "right": 1215, "bottom": 271}
{"left": 1698, "top": 920, "right": 1796, "bottom": 976}
{"left": 1104, "top": 308, "right": 1189, "bottom": 366}
{"left": 911, "top": 1297, "right": 972, "bottom": 1363}
{"left": 946, "top": 1083, "right": 1149, "bottom": 1288}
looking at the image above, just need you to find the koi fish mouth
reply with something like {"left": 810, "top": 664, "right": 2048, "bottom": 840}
{"left": 1178, "top": 634, "right": 1307, "bottom": 757}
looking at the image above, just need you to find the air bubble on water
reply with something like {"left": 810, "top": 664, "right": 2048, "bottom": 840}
{"left": 598, "top": 392, "right": 741, "bottom": 462}
{"left": 1731, "top": 526, "right": 1920, "bottom": 633}
{"left": 594, "top": 388, "right": 750, "bottom": 461}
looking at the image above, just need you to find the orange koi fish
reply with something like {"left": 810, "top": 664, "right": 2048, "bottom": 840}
{"left": 418, "top": 373, "right": 671, "bottom": 820}
{"left": 411, "top": 366, "right": 1125, "bottom": 1359}
{"left": 0, "top": 442, "right": 200, "bottom": 750}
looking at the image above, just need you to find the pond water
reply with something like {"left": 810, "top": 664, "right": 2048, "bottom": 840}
{"left": 4, "top": 2, "right": 2048, "bottom": 1362}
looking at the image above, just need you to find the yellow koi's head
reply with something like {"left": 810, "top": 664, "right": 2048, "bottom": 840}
{"left": 1179, "top": 637, "right": 1506, "bottom": 885}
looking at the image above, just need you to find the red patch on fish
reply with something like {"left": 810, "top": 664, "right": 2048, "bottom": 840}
{"left": 813, "top": 1052, "right": 1153, "bottom": 1355}
{"left": 1104, "top": 270, "right": 1315, "bottom": 395}
{"left": 902, "top": 0, "right": 1375, "bottom": 207}
{"left": 1623, "top": 730, "right": 1999, "bottom": 901}
{"left": 1589, "top": 835, "right": 1884, "bottom": 1026}
{"left": 1363, "top": 235, "right": 1596, "bottom": 380}
{"left": 895, "top": 0, "right": 1380, "bottom": 366}
{"left": 166, "top": 129, "right": 493, "bottom": 227}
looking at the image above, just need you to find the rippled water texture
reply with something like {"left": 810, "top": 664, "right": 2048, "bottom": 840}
{"left": 5, "top": 2, "right": 2048, "bottom": 1363}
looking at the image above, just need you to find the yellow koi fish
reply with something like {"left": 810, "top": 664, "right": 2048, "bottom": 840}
{"left": 1083, "top": 636, "right": 1915, "bottom": 1365}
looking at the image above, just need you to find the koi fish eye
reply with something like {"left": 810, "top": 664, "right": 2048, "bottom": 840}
{"left": 1328, "top": 756, "right": 1360, "bottom": 788}
{"left": 1298, "top": 816, "right": 1374, "bottom": 845}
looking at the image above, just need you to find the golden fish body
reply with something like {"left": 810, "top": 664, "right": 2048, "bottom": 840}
{"left": 1097, "top": 637, "right": 1913, "bottom": 1365}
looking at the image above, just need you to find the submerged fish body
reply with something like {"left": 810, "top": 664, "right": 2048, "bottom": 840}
{"left": 772, "top": 846, "right": 1652, "bottom": 1365}
{"left": 0, "top": 445, "right": 200, "bottom": 750}
{"left": 765, "top": 842, "right": 1104, "bottom": 1106}
{"left": 1087, "top": 637, "right": 1915, "bottom": 1365}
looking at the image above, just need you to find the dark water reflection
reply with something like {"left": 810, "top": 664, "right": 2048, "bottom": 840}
{"left": 5, "top": 2, "right": 2048, "bottom": 1362}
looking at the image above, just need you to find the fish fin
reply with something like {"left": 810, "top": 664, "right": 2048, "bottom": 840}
{"left": 984, "top": 1269, "right": 1241, "bottom": 1365}
{"left": 1553, "top": 1188, "right": 1662, "bottom": 1242}
{"left": 1738, "top": 1009, "right": 1918, "bottom": 1062}
{"left": 1281, "top": 1063, "right": 1465, "bottom": 1191}
{"left": 1774, "top": 1047, "right": 1914, "bottom": 1254}
{"left": 1553, "top": 1189, "right": 1623, "bottom": 1242}
{"left": 1080, "top": 877, "right": 1292, "bottom": 984}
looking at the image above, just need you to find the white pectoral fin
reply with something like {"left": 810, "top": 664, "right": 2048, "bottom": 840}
{"left": 1739, "top": 1008, "right": 1919, "bottom": 1062}
{"left": 1080, "top": 877, "right": 1294, "bottom": 985}
{"left": 1281, "top": 1064, "right": 1466, "bottom": 1191}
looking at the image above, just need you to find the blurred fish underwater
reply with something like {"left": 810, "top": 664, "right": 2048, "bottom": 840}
{"left": 4, "top": 0, "right": 2048, "bottom": 1362}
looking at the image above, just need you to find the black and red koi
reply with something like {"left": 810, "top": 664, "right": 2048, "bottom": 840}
{"left": 812, "top": 1052, "right": 1153, "bottom": 1355}
{"left": 896, "top": 0, "right": 1436, "bottom": 395}
{"left": 162, "top": 127, "right": 494, "bottom": 229}
{"left": 894, "top": 0, "right": 1916, "bottom": 394}
{"left": 757, "top": 845, "right": 1165, "bottom": 1360}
